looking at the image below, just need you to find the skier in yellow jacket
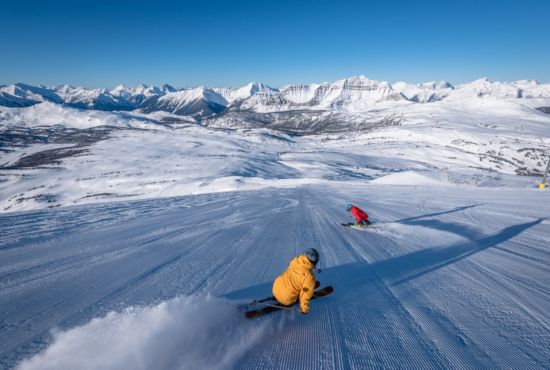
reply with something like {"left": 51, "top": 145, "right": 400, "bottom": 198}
{"left": 272, "top": 248, "right": 320, "bottom": 314}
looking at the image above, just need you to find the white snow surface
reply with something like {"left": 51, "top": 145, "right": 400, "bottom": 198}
{"left": 1, "top": 76, "right": 550, "bottom": 370}
{"left": 2, "top": 93, "right": 550, "bottom": 213}
{"left": 370, "top": 170, "right": 450, "bottom": 186}
{"left": 1, "top": 185, "right": 549, "bottom": 369}
{"left": 0, "top": 102, "right": 150, "bottom": 130}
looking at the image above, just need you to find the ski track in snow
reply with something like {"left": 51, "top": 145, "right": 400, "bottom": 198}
{"left": 0, "top": 185, "right": 549, "bottom": 369}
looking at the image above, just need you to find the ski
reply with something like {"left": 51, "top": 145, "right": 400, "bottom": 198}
{"left": 244, "top": 286, "right": 334, "bottom": 319}
{"left": 341, "top": 222, "right": 376, "bottom": 229}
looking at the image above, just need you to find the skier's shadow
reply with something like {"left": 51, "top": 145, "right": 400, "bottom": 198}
{"left": 225, "top": 218, "right": 544, "bottom": 301}
{"left": 327, "top": 217, "right": 545, "bottom": 288}
{"left": 393, "top": 204, "right": 480, "bottom": 223}
{"left": 392, "top": 204, "right": 484, "bottom": 241}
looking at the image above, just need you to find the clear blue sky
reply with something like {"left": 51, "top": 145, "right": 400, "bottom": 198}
{"left": 1, "top": 0, "right": 549, "bottom": 88}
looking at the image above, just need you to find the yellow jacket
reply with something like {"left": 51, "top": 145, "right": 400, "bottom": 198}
{"left": 272, "top": 255, "right": 316, "bottom": 314}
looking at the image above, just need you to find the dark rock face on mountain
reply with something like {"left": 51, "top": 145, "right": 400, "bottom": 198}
{"left": 206, "top": 109, "right": 402, "bottom": 135}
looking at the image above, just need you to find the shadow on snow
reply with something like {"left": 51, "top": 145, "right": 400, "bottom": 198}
{"left": 226, "top": 217, "right": 544, "bottom": 302}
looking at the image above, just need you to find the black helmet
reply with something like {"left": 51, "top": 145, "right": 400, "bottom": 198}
{"left": 303, "top": 248, "right": 320, "bottom": 265}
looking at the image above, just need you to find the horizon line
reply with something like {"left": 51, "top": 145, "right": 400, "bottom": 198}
{"left": 1, "top": 75, "right": 547, "bottom": 91}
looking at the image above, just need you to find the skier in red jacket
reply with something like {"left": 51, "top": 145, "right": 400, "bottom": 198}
{"left": 347, "top": 204, "right": 370, "bottom": 226}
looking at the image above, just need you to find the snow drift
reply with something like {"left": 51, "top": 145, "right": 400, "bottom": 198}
{"left": 0, "top": 101, "right": 149, "bottom": 129}
{"left": 16, "top": 295, "right": 270, "bottom": 370}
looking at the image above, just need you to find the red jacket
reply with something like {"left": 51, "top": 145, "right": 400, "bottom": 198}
{"left": 351, "top": 206, "right": 368, "bottom": 223}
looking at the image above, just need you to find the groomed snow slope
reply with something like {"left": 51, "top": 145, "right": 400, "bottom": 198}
{"left": 1, "top": 184, "right": 549, "bottom": 369}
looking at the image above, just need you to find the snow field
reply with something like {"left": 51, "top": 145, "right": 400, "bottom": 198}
{"left": 0, "top": 102, "right": 152, "bottom": 130}
{"left": 1, "top": 184, "right": 548, "bottom": 369}
{"left": 2, "top": 97, "right": 549, "bottom": 213}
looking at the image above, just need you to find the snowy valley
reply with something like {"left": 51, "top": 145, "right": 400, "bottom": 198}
{"left": 1, "top": 76, "right": 549, "bottom": 369}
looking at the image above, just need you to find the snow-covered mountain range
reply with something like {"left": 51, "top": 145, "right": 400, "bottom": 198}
{"left": 2, "top": 76, "right": 549, "bottom": 118}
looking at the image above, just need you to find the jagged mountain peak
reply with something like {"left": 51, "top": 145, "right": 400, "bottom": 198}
{"left": 391, "top": 80, "right": 454, "bottom": 103}
{"left": 161, "top": 84, "right": 176, "bottom": 93}
{"left": 1, "top": 76, "right": 549, "bottom": 115}
{"left": 466, "top": 77, "right": 492, "bottom": 86}
{"left": 235, "top": 82, "right": 276, "bottom": 96}
{"left": 112, "top": 84, "right": 127, "bottom": 91}
{"left": 54, "top": 84, "right": 77, "bottom": 93}
{"left": 213, "top": 82, "right": 277, "bottom": 104}
{"left": 514, "top": 79, "right": 539, "bottom": 86}
{"left": 0, "top": 83, "right": 64, "bottom": 107}
{"left": 419, "top": 80, "right": 454, "bottom": 89}
{"left": 141, "top": 86, "right": 227, "bottom": 117}
{"left": 340, "top": 75, "right": 370, "bottom": 83}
